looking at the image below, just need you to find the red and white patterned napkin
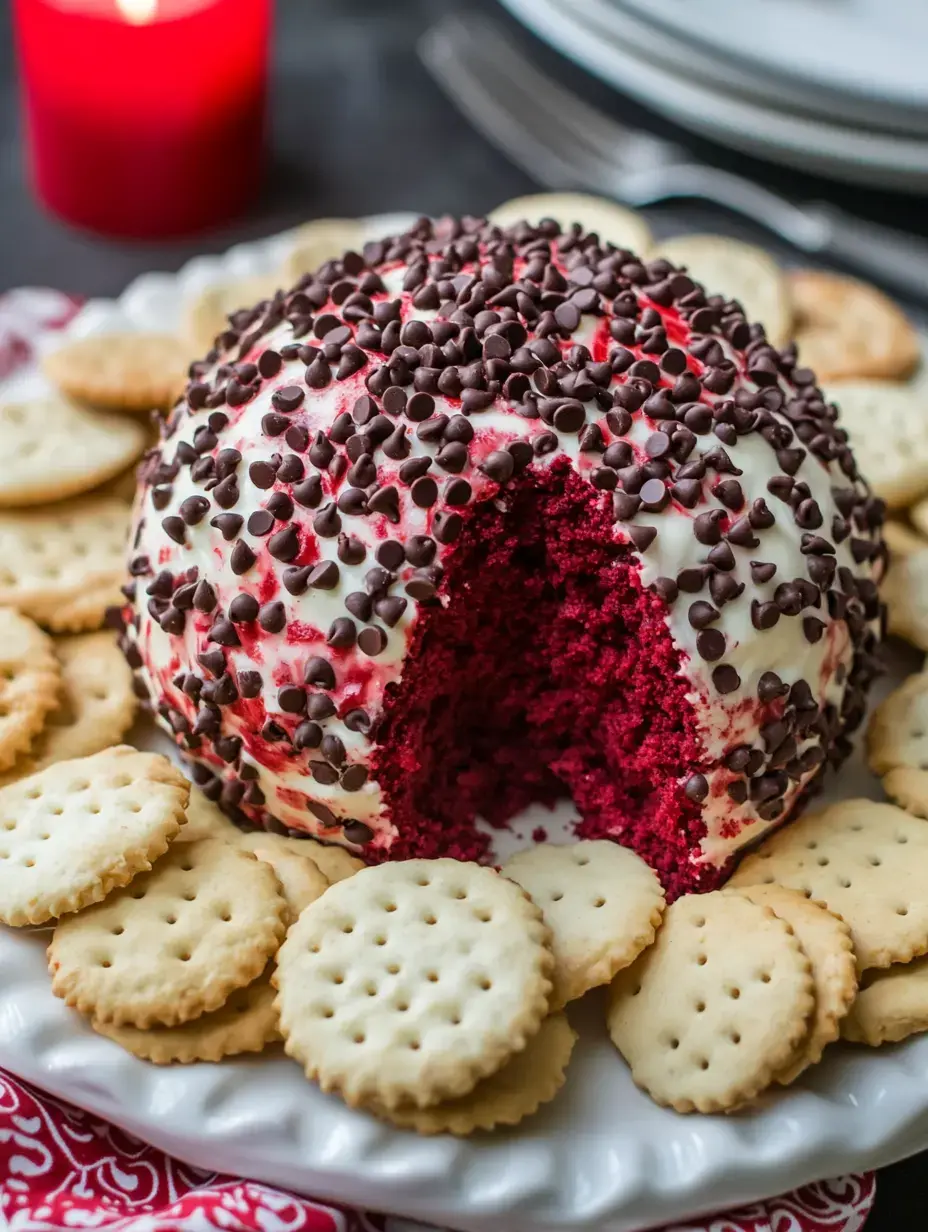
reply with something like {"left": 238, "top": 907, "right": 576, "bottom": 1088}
{"left": 0, "top": 287, "right": 875, "bottom": 1231}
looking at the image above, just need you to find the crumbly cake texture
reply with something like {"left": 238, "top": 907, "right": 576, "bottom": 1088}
{"left": 116, "top": 216, "right": 884, "bottom": 898}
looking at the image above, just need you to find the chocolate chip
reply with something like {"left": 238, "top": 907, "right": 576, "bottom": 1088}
{"left": 343, "top": 820, "right": 374, "bottom": 845}
{"left": 803, "top": 616, "right": 826, "bottom": 643}
{"left": 258, "top": 601, "right": 286, "bottom": 633}
{"left": 358, "top": 626, "right": 388, "bottom": 656}
{"left": 278, "top": 684, "right": 306, "bottom": 714}
{"left": 696, "top": 628, "right": 725, "bottom": 661}
{"left": 693, "top": 510, "right": 724, "bottom": 545}
{"left": 307, "top": 560, "right": 339, "bottom": 590}
{"left": 628, "top": 525, "right": 657, "bottom": 552}
{"left": 193, "top": 580, "right": 217, "bottom": 612}
{"left": 750, "top": 561, "right": 777, "bottom": 584}
{"left": 293, "top": 475, "right": 323, "bottom": 508}
{"left": 247, "top": 509, "right": 274, "bottom": 536}
{"left": 652, "top": 576, "right": 679, "bottom": 604}
{"left": 179, "top": 496, "right": 210, "bottom": 526}
{"left": 304, "top": 656, "right": 336, "bottom": 689}
{"left": 338, "top": 534, "right": 366, "bottom": 565}
{"left": 327, "top": 617, "right": 356, "bottom": 648}
{"left": 294, "top": 721, "right": 322, "bottom": 750}
{"left": 208, "top": 617, "right": 239, "bottom": 647}
{"left": 230, "top": 540, "right": 256, "bottom": 574}
{"left": 688, "top": 601, "right": 720, "bottom": 629}
{"left": 211, "top": 513, "right": 243, "bottom": 546}
{"left": 712, "top": 665, "right": 740, "bottom": 694}
{"left": 639, "top": 478, "right": 668, "bottom": 511}
{"left": 685, "top": 773, "right": 709, "bottom": 803}
{"left": 249, "top": 460, "right": 277, "bottom": 489}
{"left": 312, "top": 503, "right": 341, "bottom": 538}
{"left": 410, "top": 476, "right": 438, "bottom": 508}
{"left": 344, "top": 591, "right": 373, "bottom": 622}
{"left": 758, "top": 671, "right": 788, "bottom": 703}
{"left": 161, "top": 516, "right": 186, "bottom": 545}
{"left": 751, "top": 599, "right": 781, "bottom": 630}
{"left": 726, "top": 516, "right": 760, "bottom": 549}
{"left": 229, "top": 594, "right": 259, "bottom": 623}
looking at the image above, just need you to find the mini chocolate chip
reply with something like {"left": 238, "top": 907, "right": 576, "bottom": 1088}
{"left": 258, "top": 601, "right": 286, "bottom": 633}
{"left": 712, "top": 665, "right": 741, "bottom": 694}
{"left": 410, "top": 476, "right": 438, "bottom": 508}
{"left": 294, "top": 721, "right": 322, "bottom": 750}
{"left": 193, "top": 580, "right": 217, "bottom": 612}
{"left": 750, "top": 561, "right": 777, "bottom": 584}
{"left": 304, "top": 656, "right": 336, "bottom": 689}
{"left": 693, "top": 510, "right": 724, "bottom": 545}
{"left": 161, "top": 516, "right": 186, "bottom": 545}
{"left": 286, "top": 425, "right": 310, "bottom": 452}
{"left": 293, "top": 475, "right": 323, "bottom": 508}
{"left": 358, "top": 626, "right": 388, "bottom": 656}
{"left": 341, "top": 765, "right": 368, "bottom": 792}
{"left": 343, "top": 820, "right": 374, "bottom": 845}
{"left": 685, "top": 773, "right": 709, "bottom": 803}
{"left": 278, "top": 684, "right": 306, "bottom": 714}
{"left": 248, "top": 460, "right": 277, "bottom": 489}
{"left": 327, "top": 617, "right": 356, "bottom": 648}
{"left": 653, "top": 576, "right": 679, "bottom": 604}
{"left": 247, "top": 509, "right": 274, "bottom": 536}
{"left": 268, "top": 525, "right": 299, "bottom": 562}
{"left": 688, "top": 601, "right": 720, "bottom": 630}
{"left": 803, "top": 616, "right": 826, "bottom": 643}
{"left": 229, "top": 594, "right": 259, "bottom": 623}
{"left": 230, "top": 540, "right": 256, "bottom": 574}
{"left": 344, "top": 708, "right": 372, "bottom": 734}
{"left": 308, "top": 560, "right": 339, "bottom": 590}
{"left": 639, "top": 478, "right": 668, "bottom": 511}
{"left": 312, "top": 503, "right": 342, "bottom": 538}
{"left": 752, "top": 599, "right": 781, "bottom": 630}
{"left": 345, "top": 591, "right": 373, "bottom": 621}
{"left": 337, "top": 534, "right": 366, "bottom": 565}
{"left": 696, "top": 628, "right": 725, "bottom": 661}
{"left": 208, "top": 617, "right": 239, "bottom": 647}
{"left": 727, "top": 517, "right": 760, "bottom": 549}
{"left": 628, "top": 525, "right": 657, "bottom": 552}
{"left": 707, "top": 542, "right": 735, "bottom": 571}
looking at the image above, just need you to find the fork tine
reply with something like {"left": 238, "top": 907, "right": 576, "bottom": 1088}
{"left": 420, "top": 17, "right": 619, "bottom": 192}
{"left": 439, "top": 12, "right": 674, "bottom": 170}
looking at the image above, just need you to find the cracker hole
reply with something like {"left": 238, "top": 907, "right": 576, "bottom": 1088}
{"left": 374, "top": 935, "right": 386, "bottom": 946}
{"left": 353, "top": 1032, "right": 366, "bottom": 1044}
{"left": 384, "top": 903, "right": 397, "bottom": 913}
{"left": 129, "top": 804, "right": 141, "bottom": 814}
{"left": 39, "top": 832, "right": 49, "bottom": 840}
{"left": 50, "top": 807, "right": 63, "bottom": 816}
{"left": 423, "top": 913, "right": 437, "bottom": 925}
{"left": 332, "top": 973, "right": 344, "bottom": 985}
{"left": 449, "top": 1014, "right": 461, "bottom": 1026}
{"left": 453, "top": 889, "right": 467, "bottom": 899}
{"left": 698, "top": 1058, "right": 710, "bottom": 1071}
{"left": 321, "top": 1007, "right": 334, "bottom": 1018}
{"left": 341, "top": 923, "right": 354, "bottom": 933}
{"left": 801, "top": 887, "right": 813, "bottom": 899}
{"left": 365, "top": 984, "right": 377, "bottom": 997}
{"left": 632, "top": 984, "right": 642, "bottom": 996}
{"left": 575, "top": 855, "right": 590, "bottom": 866}
{"left": 25, "top": 789, "right": 41, "bottom": 800}
{"left": 897, "top": 906, "right": 910, "bottom": 917}
{"left": 850, "top": 824, "right": 863, "bottom": 832}
{"left": 89, "top": 805, "right": 101, "bottom": 815}
{"left": 408, "top": 1039, "right": 420, "bottom": 1051}
{"left": 838, "top": 878, "right": 852, "bottom": 889}
{"left": 697, "top": 954, "right": 708, "bottom": 966}
{"left": 100, "top": 960, "right": 111, "bottom": 968}
{"left": 112, "top": 775, "right": 132, "bottom": 788}
{"left": 165, "top": 915, "right": 177, "bottom": 925}
{"left": 693, "top": 917, "right": 706, "bottom": 928}
{"left": 730, "top": 1031, "right": 741, "bottom": 1045}
{"left": 309, "top": 944, "right": 320, "bottom": 953}
{"left": 2, "top": 821, "right": 14, "bottom": 831}
{"left": 868, "top": 855, "right": 882, "bottom": 867}
{"left": 111, "top": 926, "right": 124, "bottom": 936}
{"left": 806, "top": 841, "right": 818, "bottom": 850}
{"left": 817, "top": 857, "right": 829, "bottom": 866}
{"left": 759, "top": 972, "right": 771, "bottom": 984}
{"left": 182, "top": 891, "right": 196, "bottom": 902}
{"left": 696, "top": 1001, "right": 706, "bottom": 1013}
{"left": 475, "top": 909, "right": 492, "bottom": 923}
{"left": 179, "top": 860, "right": 194, "bottom": 872}
{"left": 386, "top": 962, "right": 400, "bottom": 975}
{"left": 669, "top": 1038, "right": 679, "bottom": 1050}
{"left": 177, "top": 951, "right": 191, "bottom": 962}
{"left": 426, "top": 971, "right": 439, "bottom": 982}
{"left": 477, "top": 976, "right": 492, "bottom": 991}
{"left": 219, "top": 910, "right": 232, "bottom": 922}
{"left": 551, "top": 891, "right": 564, "bottom": 902}
{"left": 416, "top": 877, "right": 430, "bottom": 887}
{"left": 728, "top": 987, "right": 741, "bottom": 999}
{"left": 593, "top": 897, "right": 606, "bottom": 908}
{"left": 396, "top": 1001, "right": 409, "bottom": 1012}
{"left": 22, "top": 858, "right": 34, "bottom": 868}
{"left": 130, "top": 889, "right": 146, "bottom": 899}
{"left": 897, "top": 835, "right": 910, "bottom": 845}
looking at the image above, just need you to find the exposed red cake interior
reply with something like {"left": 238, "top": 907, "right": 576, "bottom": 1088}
{"left": 372, "top": 459, "right": 713, "bottom": 895}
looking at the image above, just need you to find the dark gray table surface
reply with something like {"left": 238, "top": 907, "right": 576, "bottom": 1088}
{"left": 0, "top": 0, "right": 924, "bottom": 1225}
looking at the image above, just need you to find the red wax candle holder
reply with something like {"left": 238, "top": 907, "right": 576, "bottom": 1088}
{"left": 13, "top": 0, "right": 272, "bottom": 239}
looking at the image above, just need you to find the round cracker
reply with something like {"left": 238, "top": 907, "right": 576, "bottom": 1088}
{"left": 489, "top": 193, "right": 652, "bottom": 255}
{"left": 0, "top": 398, "right": 147, "bottom": 508}
{"left": 867, "top": 672, "right": 928, "bottom": 818}
{"left": 0, "top": 746, "right": 189, "bottom": 926}
{"left": 177, "top": 790, "right": 363, "bottom": 882}
{"left": 274, "top": 859, "right": 554, "bottom": 1110}
{"left": 503, "top": 840, "right": 665, "bottom": 1008}
{"left": 826, "top": 381, "right": 928, "bottom": 509}
{"left": 607, "top": 891, "right": 814, "bottom": 1113}
{"left": 49, "top": 837, "right": 287, "bottom": 1027}
{"left": 244, "top": 838, "right": 329, "bottom": 923}
{"left": 43, "top": 332, "right": 189, "bottom": 413}
{"left": 729, "top": 799, "right": 928, "bottom": 970}
{"left": 0, "top": 609, "right": 61, "bottom": 773}
{"left": 283, "top": 218, "right": 367, "bottom": 284}
{"left": 92, "top": 967, "right": 280, "bottom": 1063}
{"left": 842, "top": 955, "right": 928, "bottom": 1047}
{"left": 880, "top": 546, "right": 928, "bottom": 649}
{"left": 370, "top": 1012, "right": 577, "bottom": 1136}
{"left": 790, "top": 271, "right": 920, "bottom": 383}
{"left": 654, "top": 235, "right": 791, "bottom": 347}
{"left": 184, "top": 274, "right": 284, "bottom": 358}
{"left": 0, "top": 632, "right": 137, "bottom": 785}
{"left": 0, "top": 496, "right": 130, "bottom": 631}
{"left": 730, "top": 883, "right": 857, "bottom": 1083}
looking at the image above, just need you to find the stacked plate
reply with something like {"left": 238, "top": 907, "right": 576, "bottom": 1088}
{"left": 498, "top": 0, "right": 928, "bottom": 191}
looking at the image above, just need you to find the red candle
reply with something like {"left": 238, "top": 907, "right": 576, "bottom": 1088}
{"left": 12, "top": 0, "right": 271, "bottom": 238}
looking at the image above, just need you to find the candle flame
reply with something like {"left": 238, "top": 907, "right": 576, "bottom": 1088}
{"left": 116, "top": 0, "right": 158, "bottom": 24}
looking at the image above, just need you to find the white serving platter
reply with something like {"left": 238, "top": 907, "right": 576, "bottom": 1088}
{"left": 1, "top": 216, "right": 927, "bottom": 1232}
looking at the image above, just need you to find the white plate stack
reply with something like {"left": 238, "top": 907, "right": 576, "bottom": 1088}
{"left": 498, "top": 0, "right": 928, "bottom": 192}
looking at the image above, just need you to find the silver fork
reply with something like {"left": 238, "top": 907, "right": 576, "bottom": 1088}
{"left": 420, "top": 11, "right": 928, "bottom": 302}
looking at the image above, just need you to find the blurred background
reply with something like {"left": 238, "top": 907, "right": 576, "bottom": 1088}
{"left": 2, "top": 0, "right": 927, "bottom": 298}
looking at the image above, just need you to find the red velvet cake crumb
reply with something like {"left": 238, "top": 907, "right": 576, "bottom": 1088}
{"left": 370, "top": 461, "right": 713, "bottom": 897}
